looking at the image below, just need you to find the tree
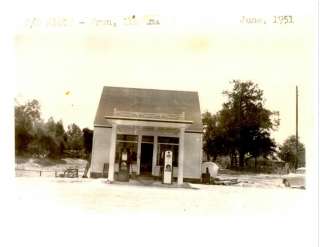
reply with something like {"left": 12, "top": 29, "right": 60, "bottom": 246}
{"left": 82, "top": 128, "right": 93, "bottom": 155}
{"left": 249, "top": 131, "right": 276, "bottom": 170}
{"left": 27, "top": 120, "right": 49, "bottom": 157}
{"left": 202, "top": 111, "right": 226, "bottom": 161}
{"left": 66, "top": 123, "right": 83, "bottom": 151}
{"left": 15, "top": 98, "right": 87, "bottom": 159}
{"left": 218, "top": 80, "right": 279, "bottom": 168}
{"left": 55, "top": 120, "right": 67, "bottom": 155}
{"left": 15, "top": 99, "right": 41, "bottom": 155}
{"left": 27, "top": 118, "right": 67, "bottom": 158}
{"left": 44, "top": 118, "right": 67, "bottom": 157}
{"left": 46, "top": 119, "right": 67, "bottom": 156}
{"left": 278, "top": 135, "right": 305, "bottom": 169}
{"left": 82, "top": 128, "right": 93, "bottom": 178}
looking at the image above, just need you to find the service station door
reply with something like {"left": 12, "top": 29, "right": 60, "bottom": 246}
{"left": 163, "top": 151, "right": 173, "bottom": 184}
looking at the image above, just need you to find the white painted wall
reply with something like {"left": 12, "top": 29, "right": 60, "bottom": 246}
{"left": 90, "top": 127, "right": 111, "bottom": 175}
{"left": 182, "top": 132, "right": 202, "bottom": 179}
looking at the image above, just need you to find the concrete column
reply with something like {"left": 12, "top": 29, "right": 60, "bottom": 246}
{"left": 108, "top": 124, "right": 117, "bottom": 181}
{"left": 178, "top": 128, "right": 185, "bottom": 185}
{"left": 152, "top": 135, "right": 158, "bottom": 176}
{"left": 137, "top": 135, "right": 142, "bottom": 175}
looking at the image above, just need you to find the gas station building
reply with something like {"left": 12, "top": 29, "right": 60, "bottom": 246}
{"left": 90, "top": 86, "right": 203, "bottom": 184}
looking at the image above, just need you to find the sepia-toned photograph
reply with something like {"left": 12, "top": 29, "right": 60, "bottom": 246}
{"left": 1, "top": 0, "right": 318, "bottom": 246}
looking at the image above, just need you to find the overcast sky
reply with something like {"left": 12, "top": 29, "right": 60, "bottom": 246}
{"left": 14, "top": 0, "right": 316, "bottom": 146}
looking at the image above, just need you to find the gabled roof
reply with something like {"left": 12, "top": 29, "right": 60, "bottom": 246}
{"left": 94, "top": 86, "right": 203, "bottom": 132}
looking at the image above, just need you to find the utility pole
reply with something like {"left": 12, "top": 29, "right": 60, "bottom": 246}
{"left": 295, "top": 86, "right": 299, "bottom": 170}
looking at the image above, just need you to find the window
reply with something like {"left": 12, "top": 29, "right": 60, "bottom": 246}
{"left": 142, "top": 135, "right": 154, "bottom": 143}
{"left": 157, "top": 136, "right": 179, "bottom": 167}
{"left": 117, "top": 134, "right": 138, "bottom": 142}
{"left": 115, "top": 135, "right": 138, "bottom": 164}
{"left": 158, "top": 136, "right": 179, "bottom": 144}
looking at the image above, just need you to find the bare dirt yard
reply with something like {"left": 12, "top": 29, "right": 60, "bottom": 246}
{"left": 14, "top": 176, "right": 304, "bottom": 216}
{"left": 15, "top": 156, "right": 87, "bottom": 177}
{"left": 9, "top": 176, "right": 312, "bottom": 247}
{"left": 6, "top": 158, "right": 315, "bottom": 247}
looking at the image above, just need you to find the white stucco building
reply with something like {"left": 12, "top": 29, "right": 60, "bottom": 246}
{"left": 90, "top": 86, "right": 203, "bottom": 184}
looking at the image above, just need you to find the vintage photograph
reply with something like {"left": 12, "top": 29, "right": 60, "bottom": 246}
{"left": 4, "top": 0, "right": 318, "bottom": 246}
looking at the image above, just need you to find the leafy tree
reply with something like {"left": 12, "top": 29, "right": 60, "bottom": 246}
{"left": 15, "top": 99, "right": 70, "bottom": 158}
{"left": 278, "top": 135, "right": 305, "bottom": 169}
{"left": 249, "top": 130, "right": 276, "bottom": 169}
{"left": 15, "top": 99, "right": 41, "bottom": 155}
{"left": 15, "top": 98, "right": 86, "bottom": 159}
{"left": 218, "top": 80, "right": 279, "bottom": 168}
{"left": 55, "top": 120, "right": 67, "bottom": 155}
{"left": 27, "top": 118, "right": 67, "bottom": 158}
{"left": 202, "top": 111, "right": 226, "bottom": 161}
{"left": 44, "top": 118, "right": 67, "bottom": 157}
{"left": 66, "top": 123, "right": 83, "bottom": 151}
{"left": 82, "top": 128, "right": 93, "bottom": 155}
{"left": 27, "top": 120, "right": 49, "bottom": 157}
{"left": 82, "top": 128, "right": 93, "bottom": 178}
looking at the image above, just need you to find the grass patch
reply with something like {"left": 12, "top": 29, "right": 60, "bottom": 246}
{"left": 34, "top": 158, "right": 67, "bottom": 166}
{"left": 15, "top": 156, "right": 31, "bottom": 164}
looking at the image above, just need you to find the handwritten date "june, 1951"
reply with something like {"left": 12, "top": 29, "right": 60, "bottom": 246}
{"left": 240, "top": 16, "right": 294, "bottom": 24}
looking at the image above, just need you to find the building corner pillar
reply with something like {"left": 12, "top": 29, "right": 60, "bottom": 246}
{"left": 152, "top": 135, "right": 158, "bottom": 176}
{"left": 108, "top": 124, "right": 117, "bottom": 181}
{"left": 178, "top": 128, "right": 185, "bottom": 185}
{"left": 137, "top": 135, "right": 142, "bottom": 175}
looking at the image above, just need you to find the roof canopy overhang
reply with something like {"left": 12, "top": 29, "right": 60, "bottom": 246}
{"left": 94, "top": 87, "right": 203, "bottom": 132}
{"left": 104, "top": 115, "right": 193, "bottom": 129}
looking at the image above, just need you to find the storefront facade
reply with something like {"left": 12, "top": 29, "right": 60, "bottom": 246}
{"left": 90, "top": 86, "right": 203, "bottom": 184}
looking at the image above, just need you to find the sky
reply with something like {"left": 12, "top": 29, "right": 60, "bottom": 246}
{"left": 13, "top": 0, "right": 317, "bottom": 146}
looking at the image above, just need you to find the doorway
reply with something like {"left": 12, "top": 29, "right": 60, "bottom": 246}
{"left": 140, "top": 143, "right": 153, "bottom": 175}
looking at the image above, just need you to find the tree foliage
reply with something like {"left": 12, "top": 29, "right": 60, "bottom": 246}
{"left": 82, "top": 128, "right": 93, "bottom": 155}
{"left": 66, "top": 123, "right": 83, "bottom": 151}
{"left": 15, "top": 99, "right": 93, "bottom": 158}
{"left": 278, "top": 135, "right": 305, "bottom": 169}
{"left": 202, "top": 111, "right": 226, "bottom": 161}
{"left": 203, "top": 80, "right": 279, "bottom": 169}
{"left": 15, "top": 99, "right": 41, "bottom": 155}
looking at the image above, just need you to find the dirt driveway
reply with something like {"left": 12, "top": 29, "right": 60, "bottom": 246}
{"left": 14, "top": 177, "right": 304, "bottom": 216}
{"left": 4, "top": 177, "right": 314, "bottom": 247}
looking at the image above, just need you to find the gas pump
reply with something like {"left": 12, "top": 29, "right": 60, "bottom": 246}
{"left": 118, "top": 148, "right": 129, "bottom": 181}
{"left": 163, "top": 150, "right": 173, "bottom": 184}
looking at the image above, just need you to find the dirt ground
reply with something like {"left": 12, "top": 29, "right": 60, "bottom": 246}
{"left": 15, "top": 157, "right": 87, "bottom": 177}
{"left": 8, "top": 160, "right": 315, "bottom": 247}
{"left": 9, "top": 176, "right": 311, "bottom": 247}
{"left": 13, "top": 157, "right": 308, "bottom": 217}
{"left": 14, "top": 176, "right": 304, "bottom": 216}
